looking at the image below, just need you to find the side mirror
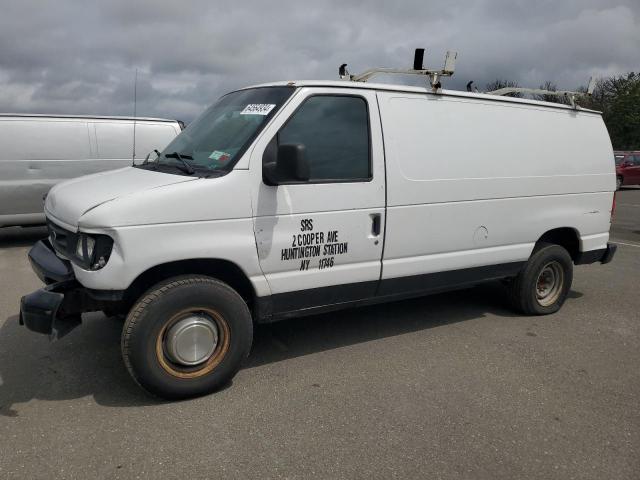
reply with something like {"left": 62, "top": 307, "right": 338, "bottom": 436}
{"left": 263, "top": 143, "right": 310, "bottom": 185}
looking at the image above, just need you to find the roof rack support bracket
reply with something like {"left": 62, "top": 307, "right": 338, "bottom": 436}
{"left": 341, "top": 49, "right": 457, "bottom": 93}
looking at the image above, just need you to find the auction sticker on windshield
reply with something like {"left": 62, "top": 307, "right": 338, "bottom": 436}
{"left": 240, "top": 104, "right": 276, "bottom": 115}
{"left": 209, "top": 150, "right": 231, "bottom": 162}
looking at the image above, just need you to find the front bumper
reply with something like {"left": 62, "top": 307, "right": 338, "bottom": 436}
{"left": 28, "top": 238, "right": 74, "bottom": 284}
{"left": 19, "top": 240, "right": 117, "bottom": 339}
{"left": 20, "top": 280, "right": 81, "bottom": 338}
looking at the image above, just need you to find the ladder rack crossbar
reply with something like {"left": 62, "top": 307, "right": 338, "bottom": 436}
{"left": 350, "top": 67, "right": 455, "bottom": 83}
{"left": 486, "top": 77, "right": 595, "bottom": 109}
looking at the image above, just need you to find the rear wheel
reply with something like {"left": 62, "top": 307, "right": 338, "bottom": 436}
{"left": 121, "top": 276, "right": 252, "bottom": 399}
{"left": 507, "top": 242, "right": 573, "bottom": 315}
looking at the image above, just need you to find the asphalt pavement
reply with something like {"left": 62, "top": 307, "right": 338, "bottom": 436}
{"left": 0, "top": 188, "right": 638, "bottom": 479}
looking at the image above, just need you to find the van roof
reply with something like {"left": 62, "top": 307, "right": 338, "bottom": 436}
{"left": 0, "top": 113, "right": 179, "bottom": 123}
{"left": 243, "top": 80, "right": 602, "bottom": 114}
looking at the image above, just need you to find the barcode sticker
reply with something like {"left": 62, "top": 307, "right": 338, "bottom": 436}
{"left": 240, "top": 104, "right": 276, "bottom": 115}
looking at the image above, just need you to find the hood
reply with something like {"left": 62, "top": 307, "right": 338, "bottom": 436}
{"left": 45, "top": 167, "right": 196, "bottom": 228}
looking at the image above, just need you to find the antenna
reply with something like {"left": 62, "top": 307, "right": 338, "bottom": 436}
{"left": 131, "top": 68, "right": 138, "bottom": 166}
{"left": 339, "top": 48, "right": 457, "bottom": 92}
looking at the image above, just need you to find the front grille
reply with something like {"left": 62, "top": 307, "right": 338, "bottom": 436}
{"left": 46, "top": 219, "right": 78, "bottom": 258}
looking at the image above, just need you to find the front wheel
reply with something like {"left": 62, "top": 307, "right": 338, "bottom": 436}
{"left": 121, "top": 276, "right": 252, "bottom": 399}
{"left": 616, "top": 176, "right": 623, "bottom": 190}
{"left": 507, "top": 243, "right": 573, "bottom": 315}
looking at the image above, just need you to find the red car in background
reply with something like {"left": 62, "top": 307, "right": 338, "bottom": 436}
{"left": 615, "top": 151, "right": 640, "bottom": 190}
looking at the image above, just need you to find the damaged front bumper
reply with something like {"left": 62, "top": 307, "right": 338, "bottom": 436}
{"left": 19, "top": 239, "right": 121, "bottom": 340}
{"left": 20, "top": 280, "right": 81, "bottom": 339}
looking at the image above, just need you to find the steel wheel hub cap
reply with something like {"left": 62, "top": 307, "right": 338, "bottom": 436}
{"left": 536, "top": 261, "right": 564, "bottom": 306}
{"left": 165, "top": 314, "right": 219, "bottom": 366}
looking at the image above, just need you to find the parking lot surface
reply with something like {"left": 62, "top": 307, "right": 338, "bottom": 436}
{"left": 0, "top": 188, "right": 638, "bottom": 479}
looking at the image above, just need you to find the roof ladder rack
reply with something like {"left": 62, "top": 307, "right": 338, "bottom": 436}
{"left": 486, "top": 77, "right": 597, "bottom": 109}
{"left": 339, "top": 48, "right": 457, "bottom": 92}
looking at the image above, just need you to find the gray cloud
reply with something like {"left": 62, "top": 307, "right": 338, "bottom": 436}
{"left": 0, "top": 0, "right": 638, "bottom": 122}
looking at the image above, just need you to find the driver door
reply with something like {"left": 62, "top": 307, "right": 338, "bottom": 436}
{"left": 249, "top": 88, "right": 386, "bottom": 317}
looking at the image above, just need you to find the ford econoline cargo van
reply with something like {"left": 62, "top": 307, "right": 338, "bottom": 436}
{"left": 19, "top": 80, "right": 616, "bottom": 399}
{"left": 0, "top": 114, "right": 181, "bottom": 227}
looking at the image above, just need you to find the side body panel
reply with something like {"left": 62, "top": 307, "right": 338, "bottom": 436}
{"left": 377, "top": 91, "right": 615, "bottom": 289}
{"left": 0, "top": 117, "right": 180, "bottom": 227}
{"left": 0, "top": 118, "right": 91, "bottom": 226}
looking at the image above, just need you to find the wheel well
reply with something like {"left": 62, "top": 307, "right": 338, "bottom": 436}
{"left": 536, "top": 228, "right": 580, "bottom": 261}
{"left": 124, "top": 259, "right": 256, "bottom": 310}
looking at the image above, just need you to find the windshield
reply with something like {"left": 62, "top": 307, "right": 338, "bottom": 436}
{"left": 147, "top": 86, "right": 294, "bottom": 174}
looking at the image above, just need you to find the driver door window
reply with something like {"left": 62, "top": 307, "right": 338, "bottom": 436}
{"left": 276, "top": 95, "right": 371, "bottom": 182}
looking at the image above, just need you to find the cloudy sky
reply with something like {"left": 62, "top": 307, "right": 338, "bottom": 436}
{"left": 0, "top": 0, "right": 638, "bottom": 122}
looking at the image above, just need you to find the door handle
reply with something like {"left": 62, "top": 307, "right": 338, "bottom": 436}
{"left": 371, "top": 213, "right": 381, "bottom": 236}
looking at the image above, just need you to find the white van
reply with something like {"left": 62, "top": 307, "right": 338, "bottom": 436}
{"left": 19, "top": 80, "right": 616, "bottom": 399}
{"left": 0, "top": 114, "right": 182, "bottom": 227}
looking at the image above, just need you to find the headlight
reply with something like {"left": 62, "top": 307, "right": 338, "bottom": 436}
{"left": 76, "top": 235, "right": 95, "bottom": 258}
{"left": 75, "top": 233, "right": 113, "bottom": 270}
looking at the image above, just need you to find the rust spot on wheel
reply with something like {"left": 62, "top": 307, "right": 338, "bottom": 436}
{"left": 535, "top": 261, "right": 564, "bottom": 307}
{"left": 155, "top": 307, "right": 230, "bottom": 379}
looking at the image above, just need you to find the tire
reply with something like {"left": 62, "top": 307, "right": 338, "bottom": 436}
{"left": 616, "top": 176, "right": 623, "bottom": 190}
{"left": 121, "top": 275, "right": 253, "bottom": 399}
{"left": 507, "top": 242, "right": 573, "bottom": 315}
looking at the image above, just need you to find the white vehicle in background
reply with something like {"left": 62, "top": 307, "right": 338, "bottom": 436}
{"left": 0, "top": 114, "right": 182, "bottom": 227}
{"left": 19, "top": 51, "right": 616, "bottom": 400}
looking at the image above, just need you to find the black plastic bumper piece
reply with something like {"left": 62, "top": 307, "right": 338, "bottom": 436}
{"left": 21, "top": 240, "right": 79, "bottom": 338}
{"left": 600, "top": 242, "right": 617, "bottom": 265}
{"left": 28, "top": 239, "right": 74, "bottom": 284}
{"left": 574, "top": 242, "right": 617, "bottom": 265}
{"left": 19, "top": 281, "right": 81, "bottom": 339}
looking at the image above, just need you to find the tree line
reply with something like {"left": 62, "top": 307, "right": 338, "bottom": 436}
{"left": 484, "top": 73, "right": 640, "bottom": 150}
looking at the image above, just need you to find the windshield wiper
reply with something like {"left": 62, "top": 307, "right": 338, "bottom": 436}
{"left": 141, "top": 149, "right": 162, "bottom": 167}
{"left": 163, "top": 152, "right": 196, "bottom": 175}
